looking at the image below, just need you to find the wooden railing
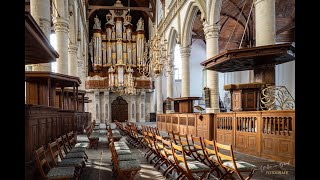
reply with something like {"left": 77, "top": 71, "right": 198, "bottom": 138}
{"left": 157, "top": 110, "right": 295, "bottom": 165}
{"left": 25, "top": 104, "right": 91, "bottom": 162}
{"left": 215, "top": 110, "right": 295, "bottom": 165}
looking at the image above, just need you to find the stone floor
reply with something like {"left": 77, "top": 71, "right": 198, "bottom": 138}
{"left": 78, "top": 123, "right": 295, "bottom": 180}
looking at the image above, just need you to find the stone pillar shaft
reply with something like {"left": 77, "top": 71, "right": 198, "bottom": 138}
{"left": 30, "top": 0, "right": 52, "bottom": 71}
{"left": 180, "top": 47, "right": 191, "bottom": 97}
{"left": 156, "top": 76, "right": 163, "bottom": 114}
{"left": 68, "top": 44, "right": 78, "bottom": 76}
{"left": 167, "top": 53, "right": 174, "bottom": 109}
{"left": 53, "top": 17, "right": 69, "bottom": 74}
{"left": 254, "top": 0, "right": 276, "bottom": 84}
{"left": 204, "top": 24, "right": 220, "bottom": 113}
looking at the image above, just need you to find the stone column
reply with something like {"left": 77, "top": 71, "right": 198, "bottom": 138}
{"left": 68, "top": 44, "right": 78, "bottom": 76}
{"left": 130, "top": 96, "right": 136, "bottom": 122}
{"left": 156, "top": 76, "right": 163, "bottom": 114}
{"left": 166, "top": 53, "right": 174, "bottom": 110}
{"left": 140, "top": 90, "right": 146, "bottom": 122}
{"left": 150, "top": 90, "right": 156, "bottom": 113}
{"left": 180, "top": 47, "right": 191, "bottom": 97}
{"left": 203, "top": 23, "right": 220, "bottom": 113}
{"left": 94, "top": 90, "right": 100, "bottom": 123}
{"left": 104, "top": 91, "right": 110, "bottom": 124}
{"left": 30, "top": 0, "right": 52, "bottom": 71}
{"left": 254, "top": 0, "right": 276, "bottom": 84}
{"left": 52, "top": 0, "right": 69, "bottom": 74}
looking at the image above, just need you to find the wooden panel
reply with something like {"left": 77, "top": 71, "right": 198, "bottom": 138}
{"left": 233, "top": 91, "right": 241, "bottom": 111}
{"left": 166, "top": 116, "right": 172, "bottom": 132}
{"left": 261, "top": 110, "right": 295, "bottom": 165}
{"left": 235, "top": 112, "right": 260, "bottom": 156}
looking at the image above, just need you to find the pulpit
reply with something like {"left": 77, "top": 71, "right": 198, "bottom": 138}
{"left": 224, "top": 83, "right": 266, "bottom": 111}
{"left": 171, "top": 97, "right": 201, "bottom": 113}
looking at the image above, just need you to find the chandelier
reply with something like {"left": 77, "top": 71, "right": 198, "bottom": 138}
{"left": 139, "top": 27, "right": 174, "bottom": 78}
{"left": 108, "top": 64, "right": 139, "bottom": 95}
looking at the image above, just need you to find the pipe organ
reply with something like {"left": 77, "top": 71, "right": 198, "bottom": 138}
{"left": 85, "top": 0, "right": 154, "bottom": 123}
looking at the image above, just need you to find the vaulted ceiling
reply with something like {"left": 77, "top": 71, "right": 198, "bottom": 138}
{"left": 191, "top": 0, "right": 295, "bottom": 53}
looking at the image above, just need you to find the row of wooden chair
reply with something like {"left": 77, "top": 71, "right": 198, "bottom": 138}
{"left": 34, "top": 131, "right": 89, "bottom": 180}
{"left": 143, "top": 128, "right": 257, "bottom": 180}
{"left": 84, "top": 120, "right": 100, "bottom": 149}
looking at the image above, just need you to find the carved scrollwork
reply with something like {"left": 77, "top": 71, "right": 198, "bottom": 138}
{"left": 260, "top": 85, "right": 295, "bottom": 110}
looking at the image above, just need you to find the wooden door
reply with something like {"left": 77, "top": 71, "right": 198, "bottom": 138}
{"left": 111, "top": 96, "right": 128, "bottom": 122}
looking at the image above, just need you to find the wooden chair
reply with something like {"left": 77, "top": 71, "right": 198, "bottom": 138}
{"left": 215, "top": 142, "right": 257, "bottom": 180}
{"left": 34, "top": 146, "right": 78, "bottom": 180}
{"left": 202, "top": 139, "right": 222, "bottom": 178}
{"left": 168, "top": 131, "right": 180, "bottom": 145}
{"left": 160, "top": 138, "right": 182, "bottom": 177}
{"left": 189, "top": 135, "right": 206, "bottom": 164}
{"left": 59, "top": 136, "right": 88, "bottom": 161}
{"left": 153, "top": 135, "right": 165, "bottom": 169}
{"left": 171, "top": 142, "right": 211, "bottom": 180}
{"left": 48, "top": 140, "right": 85, "bottom": 175}
{"left": 110, "top": 140, "right": 141, "bottom": 180}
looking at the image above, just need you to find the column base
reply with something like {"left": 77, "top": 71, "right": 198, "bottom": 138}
{"left": 156, "top": 111, "right": 163, "bottom": 114}
{"left": 205, "top": 108, "right": 220, "bottom": 113}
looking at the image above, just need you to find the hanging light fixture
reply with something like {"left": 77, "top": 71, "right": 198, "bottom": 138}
{"left": 141, "top": 23, "right": 173, "bottom": 78}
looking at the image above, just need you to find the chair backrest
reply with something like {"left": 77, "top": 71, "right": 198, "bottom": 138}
{"left": 179, "top": 134, "right": 189, "bottom": 146}
{"left": 61, "top": 135, "right": 72, "bottom": 153}
{"left": 48, "top": 139, "right": 62, "bottom": 166}
{"left": 34, "top": 146, "right": 51, "bottom": 177}
{"left": 191, "top": 135, "right": 204, "bottom": 151}
{"left": 168, "top": 131, "right": 180, "bottom": 145}
{"left": 56, "top": 136, "right": 68, "bottom": 158}
{"left": 215, "top": 142, "right": 234, "bottom": 166}
{"left": 161, "top": 138, "right": 173, "bottom": 158}
{"left": 155, "top": 135, "right": 163, "bottom": 150}
{"left": 66, "top": 131, "right": 76, "bottom": 146}
{"left": 203, "top": 139, "right": 218, "bottom": 161}
{"left": 171, "top": 142, "right": 189, "bottom": 172}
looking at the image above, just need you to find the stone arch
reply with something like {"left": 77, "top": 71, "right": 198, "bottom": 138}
{"left": 207, "top": 0, "right": 222, "bottom": 26}
{"left": 167, "top": 27, "right": 179, "bottom": 55}
{"left": 181, "top": 2, "right": 201, "bottom": 47}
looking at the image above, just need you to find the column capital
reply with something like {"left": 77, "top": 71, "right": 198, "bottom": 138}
{"left": 53, "top": 17, "right": 69, "bottom": 33}
{"left": 203, "top": 23, "right": 220, "bottom": 40}
{"left": 180, "top": 46, "right": 191, "bottom": 58}
{"left": 68, "top": 44, "right": 79, "bottom": 54}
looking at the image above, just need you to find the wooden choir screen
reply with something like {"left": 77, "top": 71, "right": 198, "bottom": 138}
{"left": 215, "top": 110, "right": 295, "bottom": 165}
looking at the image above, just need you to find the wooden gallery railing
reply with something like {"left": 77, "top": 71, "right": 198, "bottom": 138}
{"left": 215, "top": 110, "right": 295, "bottom": 165}
{"left": 25, "top": 104, "right": 91, "bottom": 162}
{"left": 156, "top": 113, "right": 215, "bottom": 141}
{"left": 157, "top": 110, "right": 294, "bottom": 165}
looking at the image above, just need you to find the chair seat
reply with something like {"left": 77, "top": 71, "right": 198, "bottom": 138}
{"left": 118, "top": 154, "right": 137, "bottom": 161}
{"left": 209, "top": 154, "right": 228, "bottom": 163}
{"left": 69, "top": 147, "right": 86, "bottom": 153}
{"left": 59, "top": 158, "right": 85, "bottom": 167}
{"left": 114, "top": 145, "right": 130, "bottom": 150}
{"left": 179, "top": 161, "right": 211, "bottom": 172}
{"left": 74, "top": 143, "right": 89, "bottom": 148}
{"left": 118, "top": 160, "right": 141, "bottom": 171}
{"left": 46, "top": 166, "right": 75, "bottom": 179}
{"left": 65, "top": 152, "right": 86, "bottom": 159}
{"left": 116, "top": 149, "right": 132, "bottom": 155}
{"left": 223, "top": 160, "right": 257, "bottom": 171}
